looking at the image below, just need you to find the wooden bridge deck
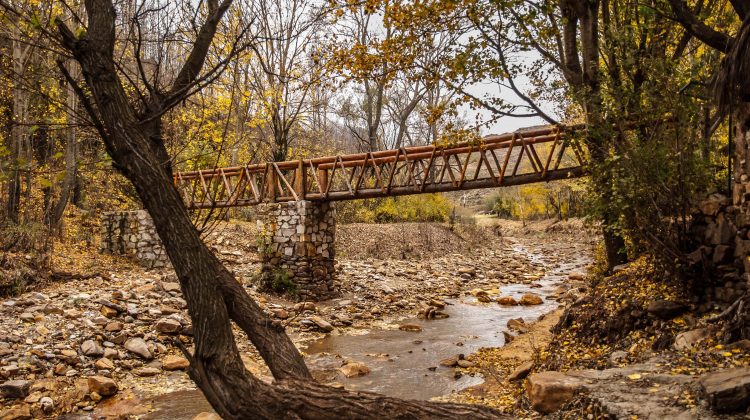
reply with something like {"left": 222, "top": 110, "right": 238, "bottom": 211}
{"left": 174, "top": 124, "right": 587, "bottom": 210}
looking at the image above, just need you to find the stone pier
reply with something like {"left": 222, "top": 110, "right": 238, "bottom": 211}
{"left": 100, "top": 210, "right": 170, "bottom": 269}
{"left": 100, "top": 202, "right": 336, "bottom": 300}
{"left": 256, "top": 201, "right": 336, "bottom": 301}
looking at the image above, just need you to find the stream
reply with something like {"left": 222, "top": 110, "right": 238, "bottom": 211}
{"left": 302, "top": 242, "right": 589, "bottom": 400}
{"left": 98, "top": 240, "right": 591, "bottom": 419}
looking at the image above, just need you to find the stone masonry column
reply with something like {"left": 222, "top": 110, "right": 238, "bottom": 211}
{"left": 256, "top": 201, "right": 336, "bottom": 301}
{"left": 100, "top": 210, "right": 170, "bottom": 269}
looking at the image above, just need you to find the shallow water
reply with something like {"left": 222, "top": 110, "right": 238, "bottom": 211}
{"left": 102, "top": 241, "right": 591, "bottom": 419}
{"left": 301, "top": 243, "right": 589, "bottom": 400}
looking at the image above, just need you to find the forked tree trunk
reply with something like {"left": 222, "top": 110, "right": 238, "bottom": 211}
{"left": 58, "top": 2, "right": 505, "bottom": 418}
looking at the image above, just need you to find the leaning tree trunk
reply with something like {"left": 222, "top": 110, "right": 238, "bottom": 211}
{"left": 57, "top": 1, "right": 506, "bottom": 418}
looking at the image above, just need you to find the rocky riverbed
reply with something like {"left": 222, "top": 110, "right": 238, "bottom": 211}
{"left": 0, "top": 219, "right": 595, "bottom": 419}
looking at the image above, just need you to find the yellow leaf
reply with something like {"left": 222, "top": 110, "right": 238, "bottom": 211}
{"left": 627, "top": 373, "right": 642, "bottom": 380}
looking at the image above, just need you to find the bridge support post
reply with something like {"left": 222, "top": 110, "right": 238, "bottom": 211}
{"left": 256, "top": 200, "right": 336, "bottom": 301}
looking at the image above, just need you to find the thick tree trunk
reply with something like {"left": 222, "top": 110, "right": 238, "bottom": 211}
{"left": 58, "top": 2, "right": 507, "bottom": 418}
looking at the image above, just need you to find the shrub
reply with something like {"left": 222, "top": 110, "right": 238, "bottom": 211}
{"left": 258, "top": 268, "right": 298, "bottom": 298}
{"left": 336, "top": 193, "right": 453, "bottom": 224}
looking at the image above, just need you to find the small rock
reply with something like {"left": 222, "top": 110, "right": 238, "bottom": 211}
{"left": 193, "top": 413, "right": 221, "bottom": 420}
{"left": 105, "top": 322, "right": 124, "bottom": 332}
{"left": 609, "top": 350, "right": 628, "bottom": 363}
{"left": 673, "top": 328, "right": 707, "bottom": 351}
{"left": 100, "top": 305, "right": 118, "bottom": 318}
{"left": 81, "top": 340, "right": 104, "bottom": 357}
{"left": 162, "top": 282, "right": 181, "bottom": 293}
{"left": 457, "top": 359, "right": 474, "bottom": 368}
{"left": 39, "top": 396, "right": 54, "bottom": 414}
{"left": 398, "top": 324, "right": 422, "bottom": 332}
{"left": 647, "top": 300, "right": 688, "bottom": 320}
{"left": 568, "top": 272, "right": 585, "bottom": 281}
{"left": 526, "top": 371, "right": 585, "bottom": 414}
{"left": 87, "top": 376, "right": 118, "bottom": 397}
{"left": 271, "top": 308, "right": 289, "bottom": 319}
{"left": 339, "top": 362, "right": 370, "bottom": 378}
{"left": 507, "top": 317, "right": 528, "bottom": 332}
{"left": 162, "top": 355, "right": 190, "bottom": 371}
{"left": 134, "top": 367, "right": 161, "bottom": 377}
{"left": 309, "top": 316, "right": 334, "bottom": 332}
{"left": 440, "top": 356, "right": 460, "bottom": 367}
{"left": 0, "top": 405, "right": 31, "bottom": 420}
{"left": 519, "top": 294, "right": 543, "bottom": 305}
{"left": 700, "top": 367, "right": 750, "bottom": 413}
{"left": 0, "top": 380, "right": 31, "bottom": 399}
{"left": 508, "top": 361, "right": 534, "bottom": 381}
{"left": 154, "top": 318, "right": 182, "bottom": 334}
{"left": 103, "top": 348, "right": 120, "bottom": 360}
{"left": 95, "top": 358, "right": 115, "bottom": 370}
{"left": 496, "top": 296, "right": 518, "bottom": 306}
{"left": 124, "top": 337, "right": 153, "bottom": 360}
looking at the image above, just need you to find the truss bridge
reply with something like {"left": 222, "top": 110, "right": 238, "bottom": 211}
{"left": 174, "top": 124, "right": 587, "bottom": 210}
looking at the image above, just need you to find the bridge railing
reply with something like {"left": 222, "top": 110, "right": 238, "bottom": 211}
{"left": 174, "top": 125, "right": 587, "bottom": 209}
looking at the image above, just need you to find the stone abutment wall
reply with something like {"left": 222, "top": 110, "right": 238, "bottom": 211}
{"left": 256, "top": 201, "right": 336, "bottom": 301}
{"left": 100, "top": 210, "right": 170, "bottom": 269}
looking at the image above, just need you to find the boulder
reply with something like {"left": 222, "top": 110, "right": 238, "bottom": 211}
{"left": 87, "top": 376, "right": 118, "bottom": 397}
{"left": 646, "top": 300, "right": 688, "bottom": 320}
{"left": 519, "top": 294, "right": 543, "bottom": 305}
{"left": 673, "top": 328, "right": 707, "bottom": 351}
{"left": 700, "top": 367, "right": 750, "bottom": 413}
{"left": 0, "top": 380, "right": 31, "bottom": 399}
{"left": 526, "top": 371, "right": 586, "bottom": 414}
{"left": 339, "top": 362, "right": 370, "bottom": 378}
{"left": 124, "top": 337, "right": 153, "bottom": 360}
